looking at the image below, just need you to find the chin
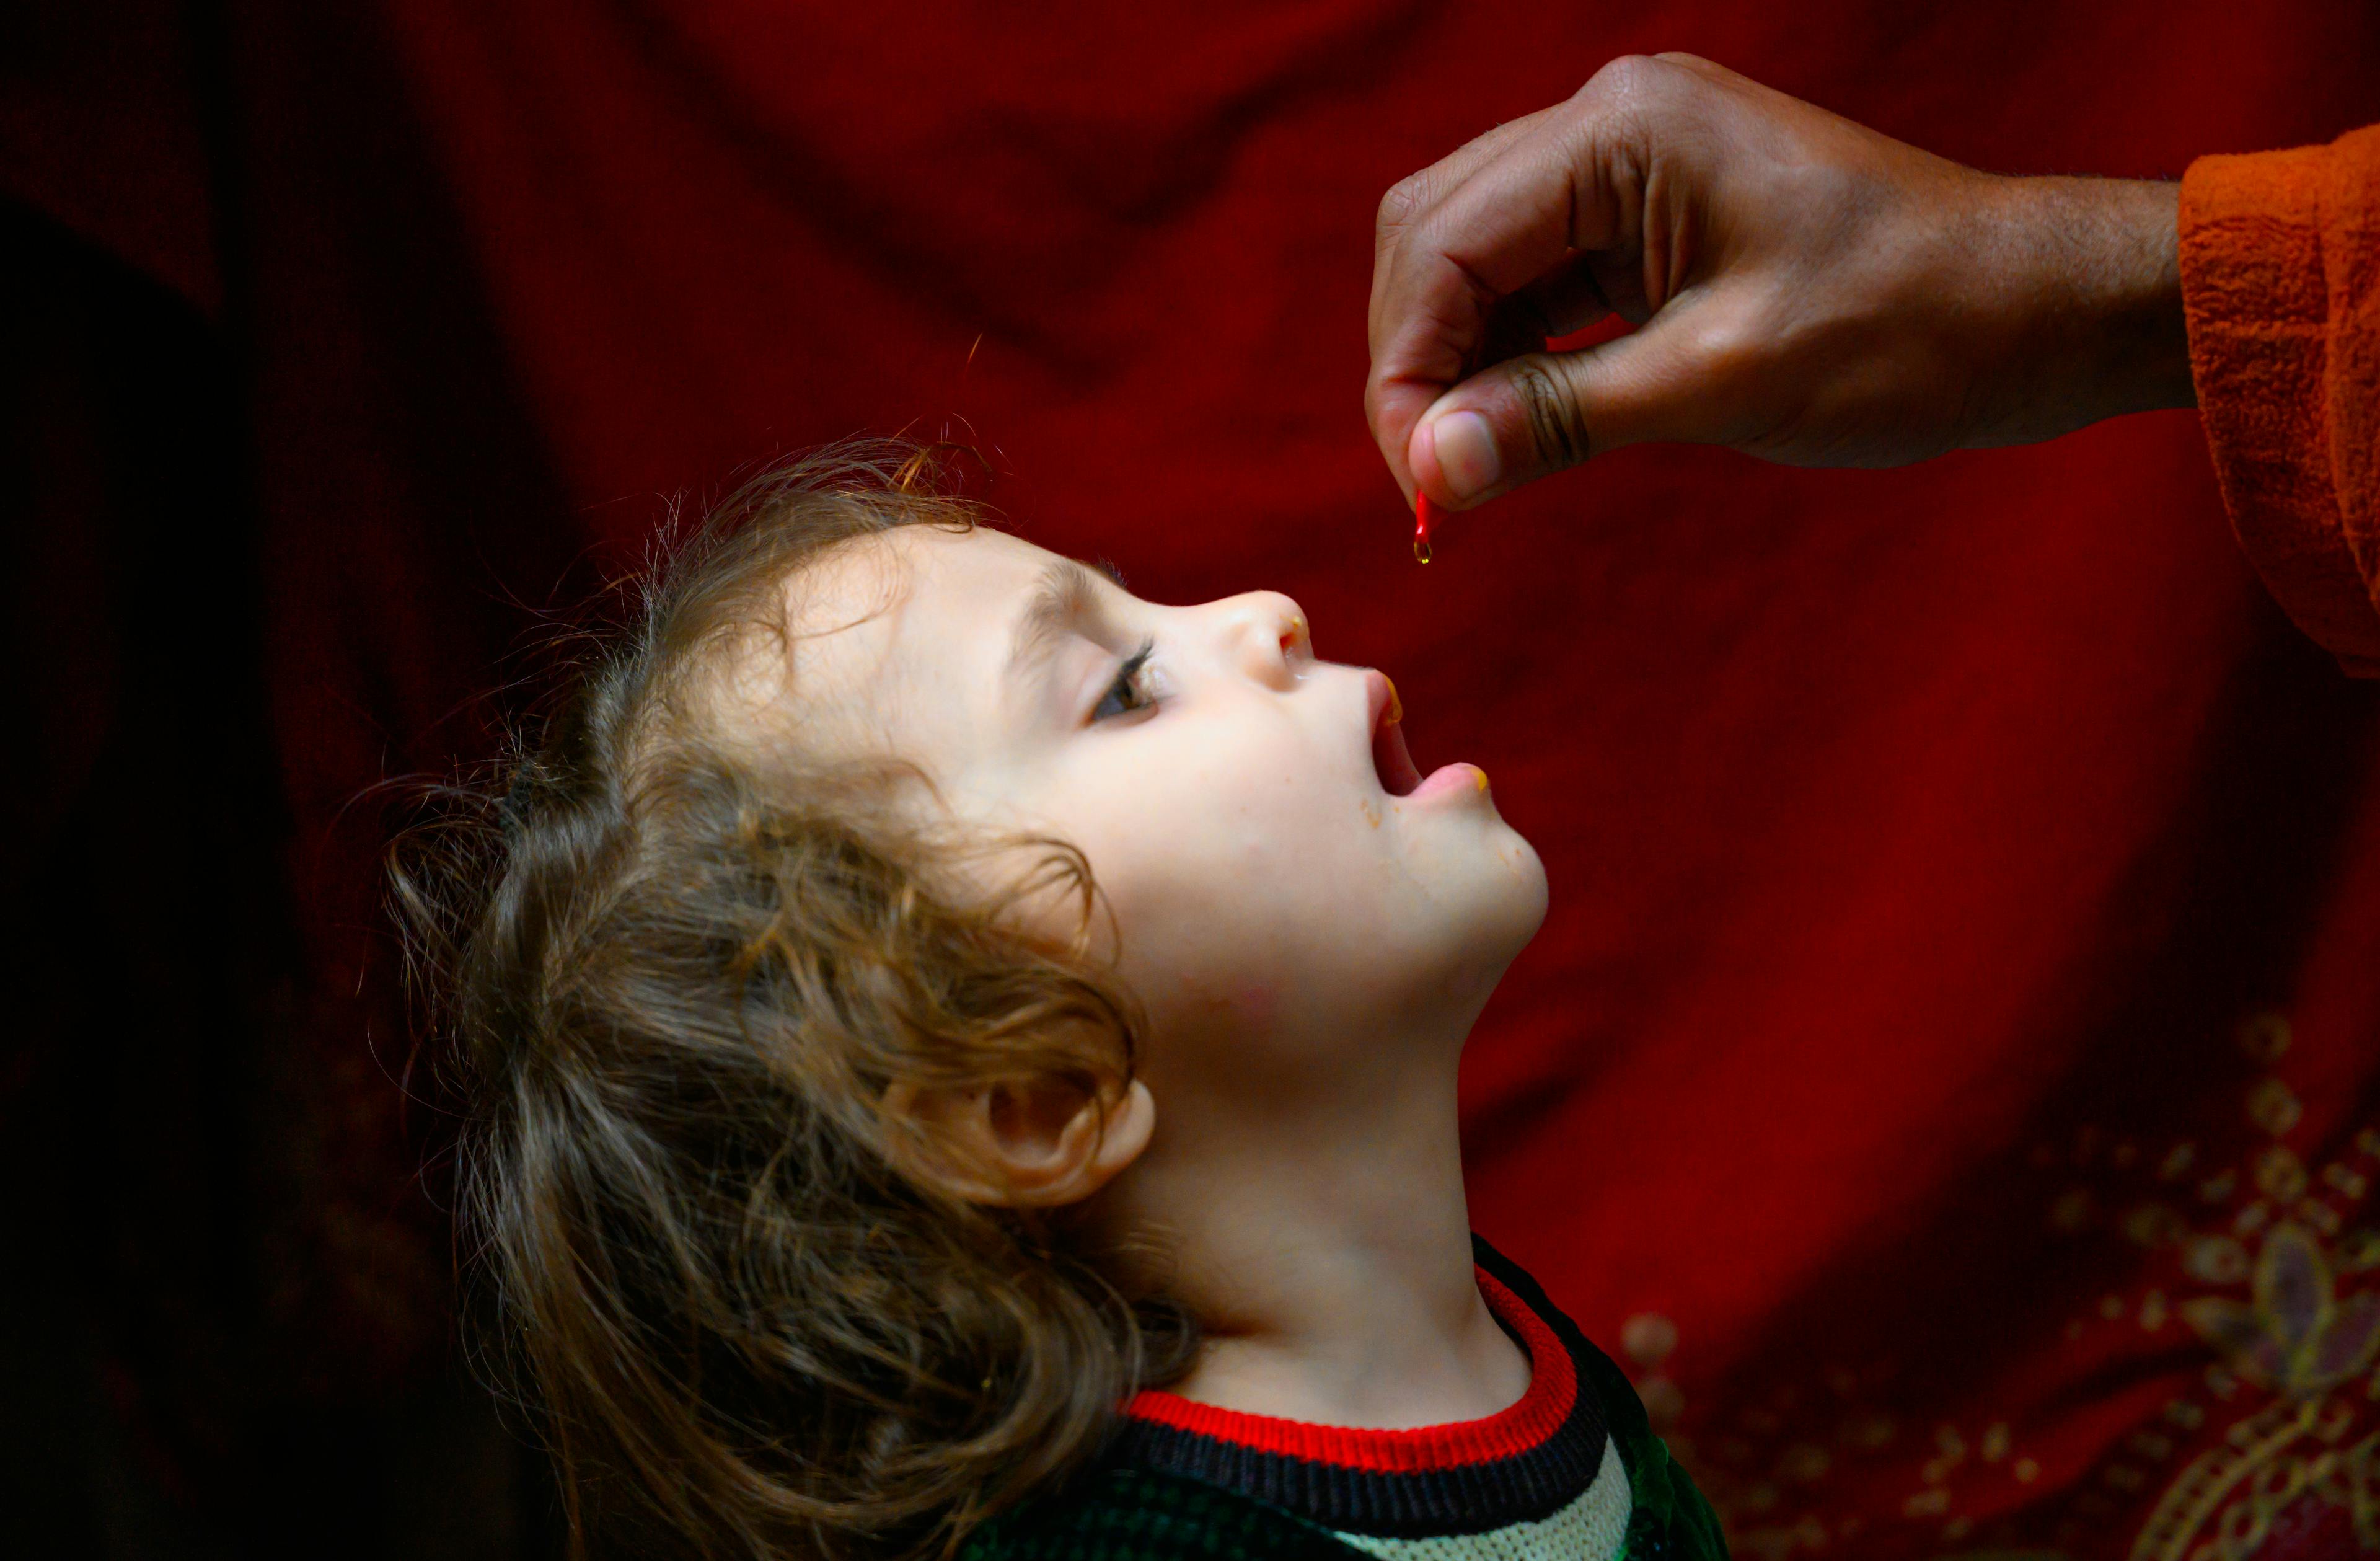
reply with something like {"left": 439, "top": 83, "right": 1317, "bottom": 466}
{"left": 1435, "top": 831, "right": 1549, "bottom": 1001}
{"left": 1490, "top": 838, "right": 1551, "bottom": 953}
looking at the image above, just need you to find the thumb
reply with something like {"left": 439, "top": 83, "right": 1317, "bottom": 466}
{"left": 1409, "top": 319, "right": 1716, "bottom": 508}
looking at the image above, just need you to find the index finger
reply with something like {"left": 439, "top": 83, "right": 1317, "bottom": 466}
{"left": 1365, "top": 86, "right": 1647, "bottom": 500}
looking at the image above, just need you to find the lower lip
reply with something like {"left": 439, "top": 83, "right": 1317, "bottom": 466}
{"left": 1408, "top": 762, "right": 1488, "bottom": 803}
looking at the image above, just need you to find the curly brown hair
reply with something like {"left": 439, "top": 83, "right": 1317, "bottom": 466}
{"left": 392, "top": 444, "right": 1193, "bottom": 1561}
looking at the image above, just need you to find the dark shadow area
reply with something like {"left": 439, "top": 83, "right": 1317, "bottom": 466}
{"left": 0, "top": 198, "right": 561, "bottom": 1561}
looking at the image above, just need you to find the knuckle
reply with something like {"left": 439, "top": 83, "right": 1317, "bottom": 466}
{"left": 1507, "top": 359, "right": 1592, "bottom": 472}
{"left": 1575, "top": 51, "right": 1699, "bottom": 133}
{"left": 1578, "top": 53, "right": 1662, "bottom": 110}
{"left": 1375, "top": 174, "right": 1431, "bottom": 235}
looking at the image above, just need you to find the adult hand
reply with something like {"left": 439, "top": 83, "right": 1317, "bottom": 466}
{"left": 1367, "top": 53, "right": 2195, "bottom": 512}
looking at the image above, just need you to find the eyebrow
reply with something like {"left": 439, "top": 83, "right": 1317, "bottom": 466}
{"left": 1005, "top": 557, "right": 1124, "bottom": 687}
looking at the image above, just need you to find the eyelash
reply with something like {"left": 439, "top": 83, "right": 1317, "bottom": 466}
{"left": 1091, "top": 639, "right": 1160, "bottom": 722}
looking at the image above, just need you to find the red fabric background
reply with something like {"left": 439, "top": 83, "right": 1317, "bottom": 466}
{"left": 9, "top": 2, "right": 2380, "bottom": 1556}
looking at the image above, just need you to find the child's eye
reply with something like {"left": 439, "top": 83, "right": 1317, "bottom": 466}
{"left": 1091, "top": 639, "right": 1160, "bottom": 722}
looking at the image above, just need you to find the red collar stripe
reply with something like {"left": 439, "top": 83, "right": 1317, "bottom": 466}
{"left": 1122, "top": 1267, "right": 1577, "bottom": 1474}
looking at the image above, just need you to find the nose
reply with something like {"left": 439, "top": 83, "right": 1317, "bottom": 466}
{"left": 1218, "top": 590, "right": 1310, "bottom": 689}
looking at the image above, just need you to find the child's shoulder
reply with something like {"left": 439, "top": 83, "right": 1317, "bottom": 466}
{"left": 1470, "top": 1236, "right": 1730, "bottom": 1561}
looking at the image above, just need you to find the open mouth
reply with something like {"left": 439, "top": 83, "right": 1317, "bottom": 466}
{"left": 1368, "top": 671, "right": 1422, "bottom": 797}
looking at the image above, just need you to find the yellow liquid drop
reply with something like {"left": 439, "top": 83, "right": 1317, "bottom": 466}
{"left": 1413, "top": 537, "right": 1432, "bottom": 564}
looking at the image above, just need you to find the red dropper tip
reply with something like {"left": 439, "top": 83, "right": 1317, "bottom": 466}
{"left": 1413, "top": 492, "right": 1437, "bottom": 564}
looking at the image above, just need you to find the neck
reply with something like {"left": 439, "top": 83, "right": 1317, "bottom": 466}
{"left": 1101, "top": 1039, "right": 1530, "bottom": 1430}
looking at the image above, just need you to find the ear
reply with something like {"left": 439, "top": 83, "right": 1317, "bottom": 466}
{"left": 884, "top": 1074, "right": 1155, "bottom": 1208}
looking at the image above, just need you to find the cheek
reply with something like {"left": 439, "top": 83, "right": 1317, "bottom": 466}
{"left": 1079, "top": 738, "right": 1395, "bottom": 988}
{"left": 1104, "top": 720, "right": 1373, "bottom": 875}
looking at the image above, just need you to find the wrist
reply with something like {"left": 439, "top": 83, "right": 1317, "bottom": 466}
{"left": 1965, "top": 175, "right": 2193, "bottom": 444}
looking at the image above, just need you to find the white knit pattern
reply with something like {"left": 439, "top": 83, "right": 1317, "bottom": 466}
{"left": 1329, "top": 1433, "right": 1631, "bottom": 1561}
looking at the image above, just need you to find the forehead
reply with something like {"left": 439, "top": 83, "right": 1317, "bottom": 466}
{"left": 761, "top": 524, "right": 1060, "bottom": 760}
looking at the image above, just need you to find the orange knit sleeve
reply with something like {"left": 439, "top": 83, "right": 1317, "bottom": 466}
{"left": 2180, "top": 125, "right": 2380, "bottom": 675}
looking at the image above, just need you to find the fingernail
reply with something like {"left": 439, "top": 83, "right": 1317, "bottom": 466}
{"left": 1427, "top": 410, "right": 1501, "bottom": 502}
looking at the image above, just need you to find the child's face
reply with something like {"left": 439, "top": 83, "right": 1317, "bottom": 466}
{"left": 775, "top": 525, "right": 1546, "bottom": 1099}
